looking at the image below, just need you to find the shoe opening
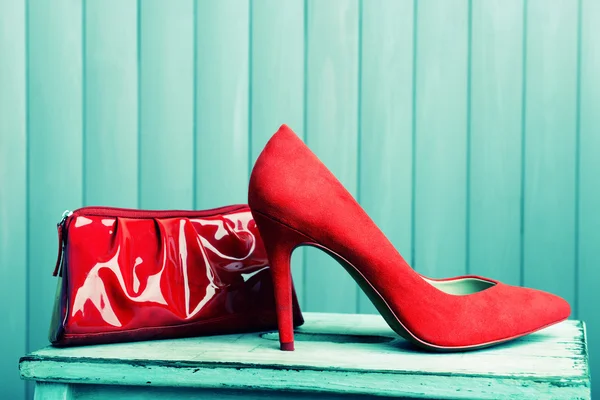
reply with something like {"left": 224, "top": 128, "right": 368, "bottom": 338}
{"left": 422, "top": 277, "right": 496, "bottom": 295}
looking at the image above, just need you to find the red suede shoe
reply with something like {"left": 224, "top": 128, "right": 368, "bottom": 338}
{"left": 248, "top": 124, "right": 571, "bottom": 352}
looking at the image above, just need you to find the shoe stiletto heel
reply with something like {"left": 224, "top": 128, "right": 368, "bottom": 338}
{"left": 253, "top": 211, "right": 311, "bottom": 351}
{"left": 249, "top": 124, "right": 570, "bottom": 352}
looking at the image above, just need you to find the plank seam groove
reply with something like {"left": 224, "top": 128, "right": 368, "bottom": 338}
{"left": 410, "top": 0, "right": 418, "bottom": 269}
{"left": 573, "top": 0, "right": 583, "bottom": 319}
{"left": 518, "top": 0, "right": 528, "bottom": 287}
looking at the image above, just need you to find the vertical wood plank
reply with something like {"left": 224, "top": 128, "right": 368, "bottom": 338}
{"left": 414, "top": 0, "right": 469, "bottom": 277}
{"left": 0, "top": 0, "right": 26, "bottom": 397}
{"left": 84, "top": 0, "right": 138, "bottom": 207}
{"left": 250, "top": 0, "right": 305, "bottom": 306}
{"left": 578, "top": 0, "right": 600, "bottom": 395}
{"left": 469, "top": 0, "right": 523, "bottom": 284}
{"left": 358, "top": 0, "right": 414, "bottom": 313}
{"left": 523, "top": 0, "right": 578, "bottom": 305}
{"left": 27, "top": 0, "right": 83, "bottom": 354}
{"left": 304, "top": 0, "right": 359, "bottom": 313}
{"left": 195, "top": 0, "right": 249, "bottom": 209}
{"left": 139, "top": 0, "right": 194, "bottom": 209}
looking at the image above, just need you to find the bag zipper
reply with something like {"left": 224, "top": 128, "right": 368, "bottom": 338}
{"left": 64, "top": 204, "right": 247, "bottom": 222}
{"left": 53, "top": 210, "right": 73, "bottom": 277}
{"left": 52, "top": 204, "right": 249, "bottom": 277}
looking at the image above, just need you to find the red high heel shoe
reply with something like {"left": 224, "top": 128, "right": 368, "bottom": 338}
{"left": 248, "top": 125, "right": 570, "bottom": 351}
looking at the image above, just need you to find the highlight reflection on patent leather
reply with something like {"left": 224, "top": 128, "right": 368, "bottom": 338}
{"left": 49, "top": 204, "right": 304, "bottom": 346}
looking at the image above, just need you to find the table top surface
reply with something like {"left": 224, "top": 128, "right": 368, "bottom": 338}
{"left": 20, "top": 312, "right": 591, "bottom": 399}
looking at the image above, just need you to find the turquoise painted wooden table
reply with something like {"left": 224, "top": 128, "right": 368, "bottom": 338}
{"left": 20, "top": 313, "right": 590, "bottom": 399}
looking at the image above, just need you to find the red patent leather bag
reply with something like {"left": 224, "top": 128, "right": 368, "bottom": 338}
{"left": 49, "top": 204, "right": 304, "bottom": 346}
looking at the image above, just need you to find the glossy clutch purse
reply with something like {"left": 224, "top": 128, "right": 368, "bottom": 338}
{"left": 49, "top": 204, "right": 304, "bottom": 346}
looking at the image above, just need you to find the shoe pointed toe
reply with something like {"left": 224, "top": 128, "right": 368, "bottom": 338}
{"left": 498, "top": 285, "right": 571, "bottom": 342}
{"left": 401, "top": 280, "right": 571, "bottom": 350}
{"left": 530, "top": 288, "right": 571, "bottom": 327}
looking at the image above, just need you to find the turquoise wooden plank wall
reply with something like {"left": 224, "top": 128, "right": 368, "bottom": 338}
{"left": 0, "top": 0, "right": 598, "bottom": 398}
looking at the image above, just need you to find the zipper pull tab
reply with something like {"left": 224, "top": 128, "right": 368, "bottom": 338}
{"left": 53, "top": 210, "right": 72, "bottom": 277}
{"left": 58, "top": 210, "right": 73, "bottom": 227}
